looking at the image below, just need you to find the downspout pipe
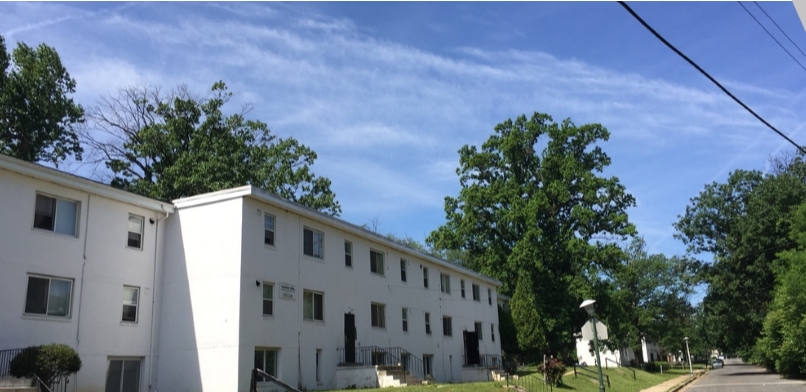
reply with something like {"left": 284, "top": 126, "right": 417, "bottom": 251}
{"left": 148, "top": 206, "right": 173, "bottom": 392}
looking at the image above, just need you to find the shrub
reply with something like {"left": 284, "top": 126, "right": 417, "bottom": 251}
{"left": 9, "top": 344, "right": 81, "bottom": 391}
{"left": 641, "top": 362, "right": 660, "bottom": 373}
{"left": 537, "top": 358, "right": 566, "bottom": 386}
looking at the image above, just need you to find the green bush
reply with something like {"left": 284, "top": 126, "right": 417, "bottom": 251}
{"left": 641, "top": 362, "right": 660, "bottom": 373}
{"left": 536, "top": 359, "right": 566, "bottom": 386}
{"left": 9, "top": 344, "right": 81, "bottom": 391}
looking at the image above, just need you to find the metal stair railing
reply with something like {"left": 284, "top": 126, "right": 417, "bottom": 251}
{"left": 250, "top": 368, "right": 302, "bottom": 392}
{"left": 337, "top": 346, "right": 425, "bottom": 382}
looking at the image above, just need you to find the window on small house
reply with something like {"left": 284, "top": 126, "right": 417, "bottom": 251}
{"left": 400, "top": 259, "right": 407, "bottom": 282}
{"left": 316, "top": 349, "right": 322, "bottom": 383}
{"left": 344, "top": 241, "right": 352, "bottom": 267}
{"left": 472, "top": 284, "right": 481, "bottom": 301}
{"left": 303, "top": 290, "right": 324, "bottom": 321}
{"left": 264, "top": 214, "right": 275, "bottom": 246}
{"left": 303, "top": 228, "right": 323, "bottom": 259}
{"left": 460, "top": 280, "right": 466, "bottom": 298}
{"left": 425, "top": 312, "right": 432, "bottom": 335}
{"left": 122, "top": 286, "right": 139, "bottom": 323}
{"left": 104, "top": 359, "right": 141, "bottom": 392}
{"left": 440, "top": 273, "right": 450, "bottom": 294}
{"left": 370, "top": 250, "right": 384, "bottom": 275}
{"left": 33, "top": 194, "right": 79, "bottom": 236}
{"left": 475, "top": 322, "right": 483, "bottom": 340}
{"left": 254, "top": 348, "right": 278, "bottom": 379}
{"left": 423, "top": 267, "right": 429, "bottom": 288}
{"left": 371, "top": 303, "right": 386, "bottom": 328}
{"left": 263, "top": 283, "right": 274, "bottom": 316}
{"left": 24, "top": 275, "right": 73, "bottom": 317}
{"left": 442, "top": 316, "right": 452, "bottom": 337}
{"left": 402, "top": 307, "right": 408, "bottom": 332}
{"left": 488, "top": 288, "right": 493, "bottom": 305}
{"left": 492, "top": 324, "right": 496, "bottom": 342}
{"left": 127, "top": 215, "right": 144, "bottom": 249}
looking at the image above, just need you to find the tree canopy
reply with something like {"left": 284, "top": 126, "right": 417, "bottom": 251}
{"left": 427, "top": 112, "right": 636, "bottom": 358}
{"left": 0, "top": 34, "right": 84, "bottom": 166}
{"left": 83, "top": 82, "right": 341, "bottom": 214}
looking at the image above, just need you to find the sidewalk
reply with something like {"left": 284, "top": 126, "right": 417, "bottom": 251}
{"left": 639, "top": 371, "right": 701, "bottom": 392}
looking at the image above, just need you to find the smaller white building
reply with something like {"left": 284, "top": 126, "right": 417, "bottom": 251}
{"left": 575, "top": 337, "right": 635, "bottom": 367}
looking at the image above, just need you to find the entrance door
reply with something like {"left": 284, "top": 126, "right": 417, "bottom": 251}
{"left": 463, "top": 331, "right": 480, "bottom": 366}
{"left": 423, "top": 355, "right": 433, "bottom": 377}
{"left": 105, "top": 359, "right": 141, "bottom": 392}
{"left": 344, "top": 313, "right": 356, "bottom": 363}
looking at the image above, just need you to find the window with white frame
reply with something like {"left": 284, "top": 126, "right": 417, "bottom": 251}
{"left": 303, "top": 228, "right": 323, "bottom": 259}
{"left": 423, "top": 267, "right": 429, "bottom": 288}
{"left": 442, "top": 316, "right": 452, "bottom": 337}
{"left": 33, "top": 194, "right": 79, "bottom": 236}
{"left": 263, "top": 283, "right": 274, "bottom": 316}
{"left": 475, "top": 322, "right": 483, "bottom": 340}
{"left": 344, "top": 241, "right": 352, "bottom": 267}
{"left": 472, "top": 283, "right": 481, "bottom": 301}
{"left": 400, "top": 259, "right": 407, "bottom": 282}
{"left": 127, "top": 215, "right": 144, "bottom": 249}
{"left": 264, "top": 214, "right": 275, "bottom": 246}
{"left": 488, "top": 288, "right": 492, "bottom": 305}
{"left": 254, "top": 348, "right": 278, "bottom": 379}
{"left": 104, "top": 358, "right": 141, "bottom": 392}
{"left": 121, "top": 286, "right": 139, "bottom": 323}
{"left": 303, "top": 290, "right": 324, "bottom": 321}
{"left": 371, "top": 302, "right": 386, "bottom": 328}
{"left": 402, "top": 307, "right": 408, "bottom": 332}
{"left": 440, "top": 273, "right": 450, "bottom": 294}
{"left": 460, "top": 280, "right": 466, "bottom": 298}
{"left": 24, "top": 275, "right": 73, "bottom": 317}
{"left": 425, "top": 312, "right": 432, "bottom": 335}
{"left": 370, "top": 250, "right": 384, "bottom": 275}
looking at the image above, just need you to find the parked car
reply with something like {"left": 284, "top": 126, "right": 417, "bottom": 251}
{"left": 711, "top": 359, "right": 724, "bottom": 369}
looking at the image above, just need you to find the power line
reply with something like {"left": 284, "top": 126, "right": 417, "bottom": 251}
{"left": 738, "top": 1, "right": 806, "bottom": 73}
{"left": 617, "top": 1, "right": 806, "bottom": 155}
{"left": 754, "top": 1, "right": 806, "bottom": 59}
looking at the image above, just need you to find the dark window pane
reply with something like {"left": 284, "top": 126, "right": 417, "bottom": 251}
{"left": 303, "top": 229, "right": 313, "bottom": 256}
{"left": 121, "top": 360, "right": 140, "bottom": 392}
{"left": 34, "top": 195, "right": 55, "bottom": 230}
{"left": 105, "top": 360, "right": 123, "bottom": 392}
{"left": 122, "top": 305, "right": 137, "bottom": 322}
{"left": 264, "top": 231, "right": 274, "bottom": 246}
{"left": 128, "top": 232, "right": 141, "bottom": 249}
{"left": 25, "top": 277, "right": 49, "bottom": 314}
{"left": 47, "top": 279, "right": 71, "bottom": 317}
{"left": 263, "top": 300, "right": 273, "bottom": 316}
{"left": 314, "top": 294, "right": 323, "bottom": 320}
{"left": 267, "top": 351, "right": 276, "bottom": 377}
{"left": 54, "top": 199, "right": 77, "bottom": 236}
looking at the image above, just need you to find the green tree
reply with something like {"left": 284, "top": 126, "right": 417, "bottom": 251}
{"left": 0, "top": 34, "right": 84, "bottom": 165}
{"left": 427, "top": 112, "right": 636, "bottom": 358}
{"left": 675, "top": 155, "right": 806, "bottom": 358}
{"left": 10, "top": 343, "right": 82, "bottom": 392}
{"left": 83, "top": 82, "right": 340, "bottom": 214}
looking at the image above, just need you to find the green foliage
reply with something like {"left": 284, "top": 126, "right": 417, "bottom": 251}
{"left": 9, "top": 343, "right": 81, "bottom": 389}
{"left": 497, "top": 305, "right": 520, "bottom": 358}
{"left": 0, "top": 34, "right": 84, "bottom": 166}
{"left": 536, "top": 359, "right": 566, "bottom": 385}
{"left": 85, "top": 82, "right": 340, "bottom": 214}
{"left": 428, "top": 112, "right": 636, "bottom": 357}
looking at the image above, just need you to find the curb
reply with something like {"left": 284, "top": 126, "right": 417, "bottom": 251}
{"left": 667, "top": 370, "right": 708, "bottom": 392}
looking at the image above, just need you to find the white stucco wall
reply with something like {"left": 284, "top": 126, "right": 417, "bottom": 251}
{"left": 575, "top": 338, "right": 635, "bottom": 367}
{"left": 335, "top": 367, "right": 377, "bottom": 389}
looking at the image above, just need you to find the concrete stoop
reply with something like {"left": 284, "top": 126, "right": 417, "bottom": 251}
{"left": 0, "top": 376, "right": 37, "bottom": 392}
{"left": 376, "top": 367, "right": 425, "bottom": 387}
{"left": 491, "top": 370, "right": 508, "bottom": 382}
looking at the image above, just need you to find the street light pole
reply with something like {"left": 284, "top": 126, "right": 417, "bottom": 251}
{"left": 581, "top": 300, "right": 606, "bottom": 392}
{"left": 684, "top": 337, "right": 693, "bottom": 377}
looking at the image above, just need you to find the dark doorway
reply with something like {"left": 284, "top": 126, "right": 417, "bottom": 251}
{"left": 344, "top": 313, "right": 356, "bottom": 363}
{"left": 463, "top": 330, "right": 480, "bottom": 366}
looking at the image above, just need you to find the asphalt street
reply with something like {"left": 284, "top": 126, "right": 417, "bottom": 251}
{"left": 683, "top": 358, "right": 806, "bottom": 391}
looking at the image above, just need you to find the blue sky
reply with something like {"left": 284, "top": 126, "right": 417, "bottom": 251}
{"left": 3, "top": 2, "right": 806, "bottom": 270}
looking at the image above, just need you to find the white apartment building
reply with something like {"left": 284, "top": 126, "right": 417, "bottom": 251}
{"left": 0, "top": 154, "right": 503, "bottom": 392}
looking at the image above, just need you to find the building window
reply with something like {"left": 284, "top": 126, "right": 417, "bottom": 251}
{"left": 127, "top": 215, "right": 144, "bottom": 249}
{"left": 104, "top": 359, "right": 141, "bottom": 392}
{"left": 460, "top": 280, "right": 466, "bottom": 298}
{"left": 475, "top": 322, "right": 483, "bottom": 340}
{"left": 442, "top": 316, "right": 452, "bottom": 337}
{"left": 400, "top": 259, "right": 407, "bottom": 282}
{"left": 263, "top": 283, "right": 274, "bottom": 316}
{"left": 24, "top": 275, "right": 73, "bottom": 317}
{"left": 472, "top": 284, "right": 481, "bottom": 301}
{"left": 370, "top": 250, "right": 384, "bottom": 275}
{"left": 254, "top": 348, "right": 278, "bottom": 379}
{"left": 423, "top": 355, "right": 433, "bottom": 376}
{"left": 33, "top": 194, "right": 79, "bottom": 236}
{"left": 440, "top": 273, "right": 450, "bottom": 294}
{"left": 402, "top": 307, "right": 408, "bottom": 332}
{"left": 492, "top": 324, "right": 496, "bottom": 342}
{"left": 264, "top": 214, "right": 275, "bottom": 246}
{"left": 423, "top": 267, "right": 429, "bottom": 288}
{"left": 303, "top": 290, "right": 324, "bottom": 321}
{"left": 121, "top": 286, "right": 139, "bottom": 323}
{"left": 371, "top": 303, "right": 386, "bottom": 328}
{"left": 344, "top": 241, "right": 352, "bottom": 267}
{"left": 488, "top": 288, "right": 492, "bottom": 305}
{"left": 425, "top": 312, "right": 431, "bottom": 335}
{"left": 316, "top": 349, "right": 322, "bottom": 383}
{"left": 303, "top": 228, "right": 323, "bottom": 259}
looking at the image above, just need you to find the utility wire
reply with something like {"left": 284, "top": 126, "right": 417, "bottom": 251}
{"left": 754, "top": 1, "right": 806, "bottom": 59}
{"left": 738, "top": 1, "right": 806, "bottom": 72}
{"left": 617, "top": 1, "right": 806, "bottom": 155}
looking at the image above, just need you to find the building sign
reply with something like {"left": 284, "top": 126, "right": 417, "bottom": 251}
{"left": 280, "top": 283, "right": 296, "bottom": 300}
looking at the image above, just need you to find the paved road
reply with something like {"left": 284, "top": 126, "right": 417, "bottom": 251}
{"left": 682, "top": 358, "right": 806, "bottom": 391}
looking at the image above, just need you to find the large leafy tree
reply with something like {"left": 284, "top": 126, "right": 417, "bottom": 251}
{"left": 82, "top": 82, "right": 340, "bottom": 215}
{"left": 427, "top": 112, "right": 636, "bottom": 358}
{"left": 675, "top": 155, "right": 806, "bottom": 358}
{"left": 0, "top": 34, "right": 84, "bottom": 165}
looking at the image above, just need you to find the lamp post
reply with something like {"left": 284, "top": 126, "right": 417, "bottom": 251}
{"left": 684, "top": 337, "right": 693, "bottom": 376}
{"left": 580, "top": 299, "right": 606, "bottom": 392}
